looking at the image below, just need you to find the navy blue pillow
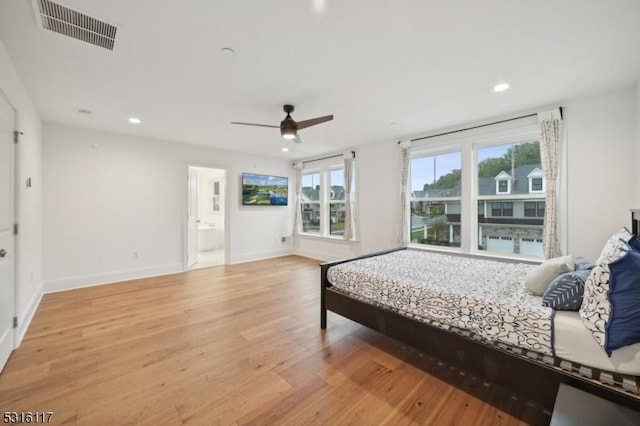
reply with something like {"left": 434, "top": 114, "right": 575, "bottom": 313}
{"left": 629, "top": 235, "right": 640, "bottom": 251}
{"left": 574, "top": 256, "right": 595, "bottom": 271}
{"left": 605, "top": 248, "right": 640, "bottom": 354}
{"left": 541, "top": 269, "right": 590, "bottom": 310}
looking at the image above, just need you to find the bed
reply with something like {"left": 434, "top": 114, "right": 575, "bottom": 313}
{"left": 320, "top": 248, "right": 640, "bottom": 412}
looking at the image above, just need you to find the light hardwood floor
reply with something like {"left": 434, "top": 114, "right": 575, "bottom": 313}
{"left": 0, "top": 256, "right": 550, "bottom": 425}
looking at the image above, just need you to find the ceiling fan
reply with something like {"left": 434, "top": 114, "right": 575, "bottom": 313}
{"left": 231, "top": 105, "right": 333, "bottom": 143}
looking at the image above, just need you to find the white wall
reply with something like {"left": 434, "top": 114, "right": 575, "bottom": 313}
{"left": 294, "top": 140, "right": 400, "bottom": 261}
{"left": 296, "top": 85, "right": 639, "bottom": 263}
{"left": 0, "top": 39, "right": 43, "bottom": 343}
{"left": 564, "top": 86, "right": 637, "bottom": 261}
{"left": 43, "top": 123, "right": 293, "bottom": 292}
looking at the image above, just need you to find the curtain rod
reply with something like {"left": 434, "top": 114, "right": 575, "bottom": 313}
{"left": 398, "top": 107, "right": 564, "bottom": 144}
{"left": 301, "top": 151, "right": 356, "bottom": 165}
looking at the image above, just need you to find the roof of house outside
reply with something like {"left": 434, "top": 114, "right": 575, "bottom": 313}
{"left": 411, "top": 164, "right": 543, "bottom": 199}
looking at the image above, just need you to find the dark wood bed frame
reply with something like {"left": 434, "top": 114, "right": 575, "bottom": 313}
{"left": 320, "top": 247, "right": 640, "bottom": 412}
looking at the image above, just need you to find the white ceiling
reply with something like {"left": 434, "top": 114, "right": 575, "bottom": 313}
{"left": 1, "top": 0, "right": 639, "bottom": 159}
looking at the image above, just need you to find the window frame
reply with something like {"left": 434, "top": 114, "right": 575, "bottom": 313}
{"left": 328, "top": 166, "right": 347, "bottom": 237}
{"left": 524, "top": 200, "right": 545, "bottom": 218}
{"left": 298, "top": 160, "right": 357, "bottom": 241}
{"left": 407, "top": 123, "right": 549, "bottom": 259}
{"left": 409, "top": 147, "right": 463, "bottom": 248}
{"left": 497, "top": 179, "right": 509, "bottom": 194}
{"left": 491, "top": 201, "right": 513, "bottom": 217}
{"left": 300, "top": 171, "right": 322, "bottom": 235}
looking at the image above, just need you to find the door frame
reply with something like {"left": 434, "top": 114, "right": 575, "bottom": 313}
{"left": 0, "top": 86, "right": 18, "bottom": 361}
{"left": 184, "top": 165, "right": 229, "bottom": 270}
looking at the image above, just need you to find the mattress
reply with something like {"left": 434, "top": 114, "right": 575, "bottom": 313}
{"left": 554, "top": 311, "right": 640, "bottom": 375}
{"left": 327, "top": 249, "right": 554, "bottom": 355}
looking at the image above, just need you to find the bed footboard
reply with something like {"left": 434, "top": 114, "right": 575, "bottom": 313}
{"left": 320, "top": 247, "right": 406, "bottom": 329}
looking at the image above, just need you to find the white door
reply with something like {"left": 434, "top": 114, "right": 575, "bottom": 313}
{"left": 187, "top": 172, "right": 198, "bottom": 268}
{"left": 0, "top": 93, "right": 15, "bottom": 373}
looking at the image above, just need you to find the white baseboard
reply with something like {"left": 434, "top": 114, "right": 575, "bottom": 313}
{"left": 293, "top": 247, "right": 335, "bottom": 262}
{"left": 230, "top": 248, "right": 295, "bottom": 265}
{"left": 16, "top": 283, "right": 43, "bottom": 347}
{"left": 44, "top": 263, "right": 184, "bottom": 294}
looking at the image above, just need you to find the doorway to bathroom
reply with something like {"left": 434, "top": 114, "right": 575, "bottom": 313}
{"left": 187, "top": 166, "right": 226, "bottom": 270}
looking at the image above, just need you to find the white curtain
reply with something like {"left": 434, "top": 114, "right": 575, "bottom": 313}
{"left": 538, "top": 109, "right": 562, "bottom": 259}
{"left": 343, "top": 151, "right": 355, "bottom": 240}
{"left": 292, "top": 162, "right": 303, "bottom": 235}
{"left": 397, "top": 141, "right": 411, "bottom": 246}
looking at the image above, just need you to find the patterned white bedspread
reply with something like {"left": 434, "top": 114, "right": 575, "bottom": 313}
{"left": 327, "top": 250, "right": 554, "bottom": 355}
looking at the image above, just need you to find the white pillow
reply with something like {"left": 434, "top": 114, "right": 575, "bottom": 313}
{"left": 525, "top": 255, "right": 575, "bottom": 296}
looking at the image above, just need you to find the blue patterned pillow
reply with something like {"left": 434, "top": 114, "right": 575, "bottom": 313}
{"left": 580, "top": 227, "right": 637, "bottom": 355}
{"left": 605, "top": 248, "right": 640, "bottom": 354}
{"left": 574, "top": 256, "right": 595, "bottom": 271}
{"left": 542, "top": 270, "right": 589, "bottom": 310}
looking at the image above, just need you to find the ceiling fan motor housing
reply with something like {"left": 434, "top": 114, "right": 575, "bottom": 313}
{"left": 280, "top": 106, "right": 297, "bottom": 139}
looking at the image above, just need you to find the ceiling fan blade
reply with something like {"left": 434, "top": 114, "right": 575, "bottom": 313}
{"left": 296, "top": 114, "right": 333, "bottom": 130}
{"left": 293, "top": 134, "right": 303, "bottom": 144}
{"left": 231, "top": 122, "right": 280, "bottom": 129}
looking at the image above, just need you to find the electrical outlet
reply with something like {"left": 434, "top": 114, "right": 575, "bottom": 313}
{"left": 281, "top": 236, "right": 287, "bottom": 243}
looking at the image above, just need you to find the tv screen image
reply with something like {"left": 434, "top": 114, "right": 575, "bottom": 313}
{"left": 242, "top": 173, "right": 289, "bottom": 206}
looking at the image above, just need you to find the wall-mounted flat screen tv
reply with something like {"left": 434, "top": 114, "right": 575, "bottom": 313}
{"left": 242, "top": 173, "right": 289, "bottom": 206}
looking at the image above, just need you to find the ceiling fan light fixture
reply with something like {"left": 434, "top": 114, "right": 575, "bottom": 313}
{"left": 281, "top": 129, "right": 296, "bottom": 139}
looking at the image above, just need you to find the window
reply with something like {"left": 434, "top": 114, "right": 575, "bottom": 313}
{"left": 477, "top": 140, "right": 543, "bottom": 256}
{"left": 410, "top": 151, "right": 461, "bottom": 247}
{"left": 408, "top": 124, "right": 548, "bottom": 259}
{"left": 527, "top": 168, "right": 545, "bottom": 193}
{"left": 524, "top": 201, "right": 545, "bottom": 218}
{"left": 301, "top": 173, "right": 320, "bottom": 234}
{"left": 531, "top": 178, "right": 543, "bottom": 191}
{"left": 329, "top": 169, "right": 346, "bottom": 236}
{"left": 300, "top": 161, "right": 356, "bottom": 239}
{"left": 491, "top": 202, "right": 513, "bottom": 217}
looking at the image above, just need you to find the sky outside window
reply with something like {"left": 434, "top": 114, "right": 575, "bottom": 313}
{"left": 411, "top": 152, "right": 462, "bottom": 191}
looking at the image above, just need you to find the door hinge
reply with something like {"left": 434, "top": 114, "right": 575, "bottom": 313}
{"left": 13, "top": 131, "right": 19, "bottom": 144}
{"left": 13, "top": 223, "right": 18, "bottom": 235}
{"left": 13, "top": 317, "right": 18, "bottom": 329}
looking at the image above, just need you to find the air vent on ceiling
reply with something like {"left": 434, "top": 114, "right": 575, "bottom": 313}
{"left": 34, "top": 0, "right": 117, "bottom": 50}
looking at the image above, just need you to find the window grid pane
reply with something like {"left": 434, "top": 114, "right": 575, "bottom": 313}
{"left": 329, "top": 202, "right": 345, "bottom": 236}
{"left": 477, "top": 141, "right": 544, "bottom": 258}
{"left": 409, "top": 150, "right": 462, "bottom": 248}
{"left": 532, "top": 178, "right": 543, "bottom": 191}
{"left": 301, "top": 203, "right": 320, "bottom": 233}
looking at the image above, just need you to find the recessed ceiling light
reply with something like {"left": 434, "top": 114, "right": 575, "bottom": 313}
{"left": 281, "top": 147, "right": 289, "bottom": 152}
{"left": 221, "top": 47, "right": 235, "bottom": 56}
{"left": 493, "top": 83, "right": 510, "bottom": 92}
{"left": 390, "top": 122, "right": 397, "bottom": 126}
{"left": 77, "top": 108, "right": 92, "bottom": 115}
{"left": 128, "top": 117, "right": 141, "bottom": 124}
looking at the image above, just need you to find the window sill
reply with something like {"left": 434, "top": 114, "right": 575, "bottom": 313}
{"left": 296, "top": 232, "right": 360, "bottom": 244}
{"left": 407, "top": 243, "right": 543, "bottom": 264}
